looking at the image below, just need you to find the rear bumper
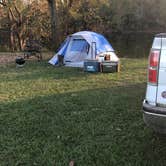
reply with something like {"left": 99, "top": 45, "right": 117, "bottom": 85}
{"left": 143, "top": 102, "right": 166, "bottom": 115}
{"left": 143, "top": 101, "right": 166, "bottom": 133}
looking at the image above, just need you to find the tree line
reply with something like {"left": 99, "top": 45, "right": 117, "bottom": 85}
{"left": 0, "top": 0, "right": 166, "bottom": 51}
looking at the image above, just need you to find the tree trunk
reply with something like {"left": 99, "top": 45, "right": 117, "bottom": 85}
{"left": 47, "top": 0, "right": 57, "bottom": 49}
{"left": 16, "top": 32, "right": 22, "bottom": 51}
{"left": 10, "top": 30, "right": 15, "bottom": 51}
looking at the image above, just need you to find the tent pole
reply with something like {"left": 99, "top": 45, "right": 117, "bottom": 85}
{"left": 91, "top": 42, "right": 96, "bottom": 60}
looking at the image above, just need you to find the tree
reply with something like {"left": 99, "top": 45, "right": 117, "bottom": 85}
{"left": 0, "top": 0, "right": 28, "bottom": 50}
{"left": 47, "top": 0, "right": 57, "bottom": 48}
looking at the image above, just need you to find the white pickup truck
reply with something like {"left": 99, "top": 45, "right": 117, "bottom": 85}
{"left": 143, "top": 33, "right": 166, "bottom": 134}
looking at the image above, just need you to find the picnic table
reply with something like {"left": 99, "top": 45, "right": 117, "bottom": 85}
{"left": 23, "top": 40, "right": 42, "bottom": 61}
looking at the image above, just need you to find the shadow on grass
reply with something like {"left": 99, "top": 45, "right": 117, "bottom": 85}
{"left": 0, "top": 82, "right": 166, "bottom": 165}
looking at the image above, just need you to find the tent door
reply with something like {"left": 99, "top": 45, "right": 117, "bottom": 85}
{"left": 64, "top": 38, "right": 89, "bottom": 62}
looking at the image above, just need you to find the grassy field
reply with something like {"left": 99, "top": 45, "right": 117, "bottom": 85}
{"left": 0, "top": 57, "right": 166, "bottom": 166}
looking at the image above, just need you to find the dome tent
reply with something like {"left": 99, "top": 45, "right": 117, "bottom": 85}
{"left": 49, "top": 31, "right": 119, "bottom": 67}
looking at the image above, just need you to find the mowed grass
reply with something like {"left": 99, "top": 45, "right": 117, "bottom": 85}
{"left": 0, "top": 58, "right": 166, "bottom": 165}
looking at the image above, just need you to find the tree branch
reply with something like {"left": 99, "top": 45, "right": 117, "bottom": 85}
{"left": 9, "top": 8, "right": 17, "bottom": 22}
{"left": 0, "top": 0, "right": 7, "bottom": 6}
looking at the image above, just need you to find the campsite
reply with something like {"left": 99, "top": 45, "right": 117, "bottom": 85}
{"left": 1, "top": 0, "right": 166, "bottom": 165}
{"left": 49, "top": 31, "right": 119, "bottom": 69}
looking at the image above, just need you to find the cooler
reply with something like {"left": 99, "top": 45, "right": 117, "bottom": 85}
{"left": 84, "top": 60, "right": 100, "bottom": 72}
{"left": 101, "top": 61, "right": 120, "bottom": 73}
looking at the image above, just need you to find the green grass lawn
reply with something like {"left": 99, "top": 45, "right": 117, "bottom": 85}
{"left": 0, "top": 58, "right": 166, "bottom": 166}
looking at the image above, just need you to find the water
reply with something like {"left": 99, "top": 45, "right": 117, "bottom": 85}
{"left": 110, "top": 33, "right": 155, "bottom": 58}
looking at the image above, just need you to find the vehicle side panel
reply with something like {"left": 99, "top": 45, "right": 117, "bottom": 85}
{"left": 146, "top": 85, "right": 157, "bottom": 105}
{"left": 157, "top": 49, "right": 166, "bottom": 105}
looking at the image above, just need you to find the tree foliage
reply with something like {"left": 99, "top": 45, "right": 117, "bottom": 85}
{"left": 0, "top": 0, "right": 166, "bottom": 51}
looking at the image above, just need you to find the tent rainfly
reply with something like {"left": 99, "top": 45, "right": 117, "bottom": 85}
{"left": 49, "top": 31, "right": 119, "bottom": 67}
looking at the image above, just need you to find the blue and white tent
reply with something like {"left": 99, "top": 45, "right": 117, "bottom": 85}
{"left": 49, "top": 31, "right": 119, "bottom": 67}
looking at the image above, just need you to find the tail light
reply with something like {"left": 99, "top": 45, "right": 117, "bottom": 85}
{"left": 148, "top": 50, "right": 160, "bottom": 84}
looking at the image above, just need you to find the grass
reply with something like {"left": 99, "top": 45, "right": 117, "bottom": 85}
{"left": 0, "top": 57, "right": 166, "bottom": 166}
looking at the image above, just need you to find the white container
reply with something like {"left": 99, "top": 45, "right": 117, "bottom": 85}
{"left": 98, "top": 56, "right": 105, "bottom": 62}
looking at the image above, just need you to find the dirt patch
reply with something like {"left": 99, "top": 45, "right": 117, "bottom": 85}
{"left": 0, "top": 52, "right": 26, "bottom": 65}
{"left": 0, "top": 54, "right": 19, "bottom": 65}
{"left": 0, "top": 52, "right": 53, "bottom": 65}
{"left": 0, "top": 54, "right": 16, "bottom": 64}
